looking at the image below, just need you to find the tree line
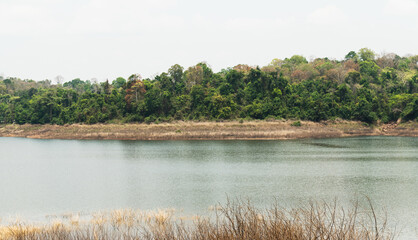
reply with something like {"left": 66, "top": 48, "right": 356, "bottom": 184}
{"left": 0, "top": 48, "right": 417, "bottom": 125}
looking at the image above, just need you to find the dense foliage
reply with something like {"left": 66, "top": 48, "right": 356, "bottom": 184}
{"left": 1, "top": 48, "right": 417, "bottom": 125}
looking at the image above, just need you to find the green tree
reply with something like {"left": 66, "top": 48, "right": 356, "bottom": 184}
{"left": 112, "top": 77, "right": 126, "bottom": 89}
{"left": 358, "top": 48, "right": 376, "bottom": 62}
{"left": 345, "top": 51, "right": 358, "bottom": 61}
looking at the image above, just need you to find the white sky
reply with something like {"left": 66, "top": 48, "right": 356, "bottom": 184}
{"left": 1, "top": 0, "right": 417, "bottom": 82}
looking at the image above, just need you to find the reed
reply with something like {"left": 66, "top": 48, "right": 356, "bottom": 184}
{"left": 0, "top": 199, "right": 396, "bottom": 240}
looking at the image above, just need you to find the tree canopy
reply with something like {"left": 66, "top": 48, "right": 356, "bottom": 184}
{"left": 0, "top": 49, "right": 417, "bottom": 125}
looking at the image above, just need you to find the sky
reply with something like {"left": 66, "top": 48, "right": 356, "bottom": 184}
{"left": 0, "top": 0, "right": 417, "bottom": 82}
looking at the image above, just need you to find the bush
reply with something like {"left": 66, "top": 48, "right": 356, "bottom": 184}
{"left": 144, "top": 115, "right": 156, "bottom": 124}
{"left": 291, "top": 120, "right": 302, "bottom": 127}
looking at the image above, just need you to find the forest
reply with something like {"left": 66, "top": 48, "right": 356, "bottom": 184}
{"left": 0, "top": 48, "right": 417, "bottom": 125}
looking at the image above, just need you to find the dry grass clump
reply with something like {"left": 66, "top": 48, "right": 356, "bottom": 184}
{"left": 0, "top": 199, "right": 396, "bottom": 240}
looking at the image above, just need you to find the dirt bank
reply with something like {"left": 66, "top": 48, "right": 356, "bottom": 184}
{"left": 0, "top": 120, "right": 416, "bottom": 140}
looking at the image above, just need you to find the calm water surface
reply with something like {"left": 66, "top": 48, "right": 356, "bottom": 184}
{"left": 0, "top": 136, "right": 417, "bottom": 238}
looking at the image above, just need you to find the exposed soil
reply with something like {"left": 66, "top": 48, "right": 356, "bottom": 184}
{"left": 0, "top": 120, "right": 416, "bottom": 141}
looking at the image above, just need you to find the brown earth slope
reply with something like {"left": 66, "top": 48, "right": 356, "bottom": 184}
{"left": 0, "top": 120, "right": 416, "bottom": 140}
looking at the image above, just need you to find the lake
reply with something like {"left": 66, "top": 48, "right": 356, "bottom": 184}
{"left": 0, "top": 136, "right": 417, "bottom": 238}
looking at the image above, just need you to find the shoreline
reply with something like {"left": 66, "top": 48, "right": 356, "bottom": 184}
{"left": 0, "top": 120, "right": 416, "bottom": 140}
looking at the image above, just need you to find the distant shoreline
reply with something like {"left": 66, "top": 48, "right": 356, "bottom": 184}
{"left": 0, "top": 120, "right": 416, "bottom": 141}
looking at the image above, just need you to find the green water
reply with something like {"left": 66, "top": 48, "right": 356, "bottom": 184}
{"left": 0, "top": 136, "right": 417, "bottom": 238}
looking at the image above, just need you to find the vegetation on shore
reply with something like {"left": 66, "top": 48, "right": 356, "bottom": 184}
{"left": 0, "top": 48, "right": 417, "bottom": 125}
{"left": 0, "top": 199, "right": 395, "bottom": 240}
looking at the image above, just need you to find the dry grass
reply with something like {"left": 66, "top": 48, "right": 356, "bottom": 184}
{"left": 0, "top": 199, "right": 396, "bottom": 240}
{"left": 0, "top": 120, "right": 416, "bottom": 140}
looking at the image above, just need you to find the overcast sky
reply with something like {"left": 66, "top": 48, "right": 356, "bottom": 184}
{"left": 1, "top": 0, "right": 417, "bottom": 82}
